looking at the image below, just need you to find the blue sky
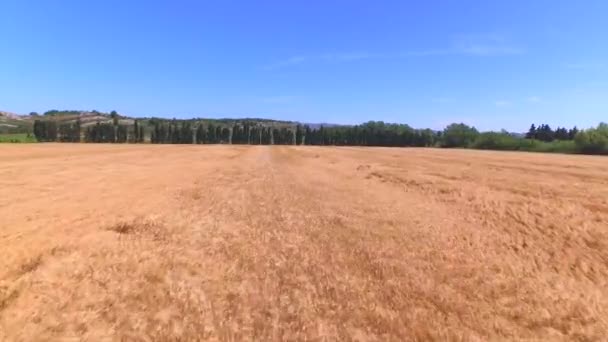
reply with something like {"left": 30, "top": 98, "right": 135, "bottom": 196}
{"left": 1, "top": 0, "right": 607, "bottom": 131}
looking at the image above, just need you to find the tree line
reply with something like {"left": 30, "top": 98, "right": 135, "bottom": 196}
{"left": 150, "top": 121, "right": 299, "bottom": 145}
{"left": 31, "top": 118, "right": 608, "bottom": 155}
{"left": 304, "top": 122, "right": 438, "bottom": 146}
{"left": 147, "top": 120, "right": 438, "bottom": 146}
{"left": 447, "top": 123, "right": 608, "bottom": 155}
{"left": 525, "top": 124, "right": 579, "bottom": 142}
{"left": 33, "top": 120, "right": 144, "bottom": 143}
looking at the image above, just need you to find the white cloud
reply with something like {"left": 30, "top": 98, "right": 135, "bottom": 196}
{"left": 527, "top": 96, "right": 541, "bottom": 103}
{"left": 264, "top": 34, "right": 523, "bottom": 70}
{"left": 495, "top": 100, "right": 512, "bottom": 107}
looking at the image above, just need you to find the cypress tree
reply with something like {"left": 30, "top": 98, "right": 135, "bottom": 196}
{"left": 296, "top": 125, "right": 303, "bottom": 145}
{"left": 133, "top": 120, "right": 139, "bottom": 143}
{"left": 216, "top": 126, "right": 223, "bottom": 143}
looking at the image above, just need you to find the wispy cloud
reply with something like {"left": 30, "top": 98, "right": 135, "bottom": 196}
{"left": 526, "top": 96, "right": 541, "bottom": 103}
{"left": 405, "top": 34, "right": 523, "bottom": 57}
{"left": 321, "top": 52, "right": 383, "bottom": 61}
{"left": 264, "top": 56, "right": 308, "bottom": 69}
{"left": 399, "top": 49, "right": 452, "bottom": 57}
{"left": 495, "top": 100, "right": 512, "bottom": 107}
{"left": 452, "top": 33, "right": 524, "bottom": 56}
{"left": 457, "top": 45, "right": 523, "bottom": 56}
{"left": 264, "top": 34, "right": 523, "bottom": 70}
{"left": 263, "top": 53, "right": 380, "bottom": 70}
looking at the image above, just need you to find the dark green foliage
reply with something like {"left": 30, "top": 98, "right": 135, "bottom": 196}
{"left": 535, "top": 124, "right": 554, "bottom": 142}
{"left": 271, "top": 127, "right": 294, "bottom": 145}
{"left": 85, "top": 123, "right": 116, "bottom": 143}
{"left": 33, "top": 120, "right": 58, "bottom": 142}
{"left": 214, "top": 126, "right": 222, "bottom": 143}
{"left": 43, "top": 110, "right": 82, "bottom": 116}
{"left": 525, "top": 124, "right": 536, "bottom": 139}
{"left": 207, "top": 123, "right": 216, "bottom": 143}
{"left": 261, "top": 127, "right": 272, "bottom": 144}
{"left": 229, "top": 123, "right": 256, "bottom": 144}
{"left": 525, "top": 123, "right": 577, "bottom": 142}
{"left": 83, "top": 121, "right": 136, "bottom": 143}
{"left": 472, "top": 132, "right": 525, "bottom": 150}
{"left": 116, "top": 125, "right": 128, "bottom": 143}
{"left": 21, "top": 112, "right": 608, "bottom": 156}
{"left": 132, "top": 120, "right": 140, "bottom": 143}
{"left": 295, "top": 125, "right": 304, "bottom": 145}
{"left": 554, "top": 127, "right": 569, "bottom": 140}
{"left": 195, "top": 124, "right": 206, "bottom": 144}
{"left": 147, "top": 119, "right": 299, "bottom": 145}
{"left": 568, "top": 127, "right": 579, "bottom": 140}
{"left": 58, "top": 121, "right": 81, "bottom": 142}
{"left": 532, "top": 140, "right": 578, "bottom": 153}
{"left": 471, "top": 132, "right": 577, "bottom": 153}
{"left": 303, "top": 121, "right": 438, "bottom": 147}
{"left": 221, "top": 127, "right": 230, "bottom": 143}
{"left": 441, "top": 123, "right": 479, "bottom": 148}
{"left": 248, "top": 125, "right": 267, "bottom": 145}
{"left": 574, "top": 123, "right": 608, "bottom": 155}
{"left": 149, "top": 120, "right": 193, "bottom": 144}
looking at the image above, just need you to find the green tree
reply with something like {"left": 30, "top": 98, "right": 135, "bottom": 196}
{"left": 133, "top": 120, "right": 139, "bottom": 143}
{"left": 110, "top": 111, "right": 119, "bottom": 129}
{"left": 575, "top": 123, "right": 608, "bottom": 154}
{"left": 196, "top": 124, "right": 205, "bottom": 144}
{"left": 441, "top": 123, "right": 479, "bottom": 148}
{"left": 568, "top": 127, "right": 579, "bottom": 140}
{"left": 525, "top": 124, "right": 537, "bottom": 139}
{"left": 296, "top": 125, "right": 303, "bottom": 145}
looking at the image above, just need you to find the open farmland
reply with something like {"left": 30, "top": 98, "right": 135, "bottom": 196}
{"left": 1, "top": 144, "right": 607, "bottom": 340}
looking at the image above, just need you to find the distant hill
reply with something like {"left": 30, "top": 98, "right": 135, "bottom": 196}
{"left": 0, "top": 110, "right": 22, "bottom": 119}
{"left": 0, "top": 109, "right": 334, "bottom": 135}
{"left": 0, "top": 111, "right": 32, "bottom": 133}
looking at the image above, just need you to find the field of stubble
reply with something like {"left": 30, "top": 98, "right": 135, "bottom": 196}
{"left": 1, "top": 144, "right": 607, "bottom": 340}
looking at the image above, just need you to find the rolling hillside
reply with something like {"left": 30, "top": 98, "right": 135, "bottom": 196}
{"left": 0, "top": 110, "right": 303, "bottom": 133}
{"left": 0, "top": 111, "right": 32, "bottom": 134}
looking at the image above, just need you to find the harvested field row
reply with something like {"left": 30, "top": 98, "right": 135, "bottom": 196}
{"left": 1, "top": 144, "right": 607, "bottom": 340}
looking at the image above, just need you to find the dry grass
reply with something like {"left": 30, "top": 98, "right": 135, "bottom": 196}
{"left": 1, "top": 144, "right": 607, "bottom": 340}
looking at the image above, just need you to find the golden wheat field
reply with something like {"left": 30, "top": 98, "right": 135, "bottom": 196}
{"left": 1, "top": 144, "right": 608, "bottom": 340}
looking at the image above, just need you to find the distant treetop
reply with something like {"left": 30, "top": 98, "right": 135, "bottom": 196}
{"left": 44, "top": 110, "right": 84, "bottom": 116}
